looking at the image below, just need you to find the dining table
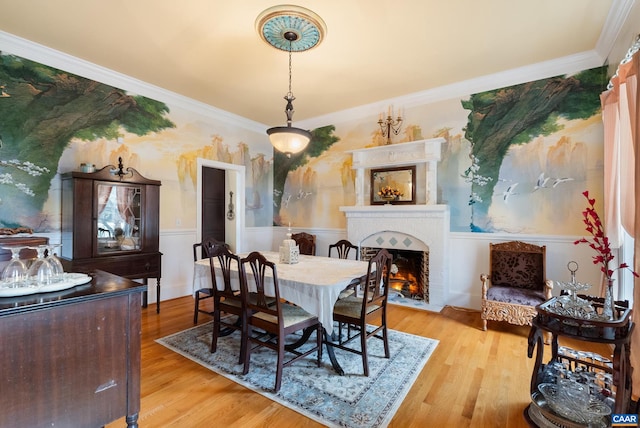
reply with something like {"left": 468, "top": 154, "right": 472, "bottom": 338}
{"left": 192, "top": 250, "right": 372, "bottom": 374}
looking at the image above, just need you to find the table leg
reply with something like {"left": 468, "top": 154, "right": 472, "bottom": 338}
{"left": 285, "top": 326, "right": 315, "bottom": 349}
{"left": 283, "top": 326, "right": 345, "bottom": 375}
{"left": 323, "top": 329, "right": 345, "bottom": 376}
{"left": 219, "top": 316, "right": 242, "bottom": 337}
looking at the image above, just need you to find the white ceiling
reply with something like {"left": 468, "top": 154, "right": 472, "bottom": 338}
{"left": 0, "top": 0, "right": 628, "bottom": 127}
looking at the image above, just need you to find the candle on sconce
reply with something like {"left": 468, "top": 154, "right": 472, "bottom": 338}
{"left": 377, "top": 104, "right": 403, "bottom": 145}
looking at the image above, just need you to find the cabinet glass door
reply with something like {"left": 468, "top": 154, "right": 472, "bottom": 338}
{"left": 96, "top": 183, "right": 142, "bottom": 254}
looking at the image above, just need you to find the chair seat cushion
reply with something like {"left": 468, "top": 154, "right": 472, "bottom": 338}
{"left": 221, "top": 293, "right": 275, "bottom": 309}
{"left": 196, "top": 288, "right": 213, "bottom": 297}
{"left": 486, "top": 286, "right": 547, "bottom": 307}
{"left": 338, "top": 289, "right": 355, "bottom": 299}
{"left": 253, "top": 302, "right": 317, "bottom": 328}
{"left": 333, "top": 296, "right": 380, "bottom": 318}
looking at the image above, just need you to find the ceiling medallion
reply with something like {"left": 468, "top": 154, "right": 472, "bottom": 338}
{"left": 257, "top": 5, "right": 327, "bottom": 157}
{"left": 255, "top": 5, "right": 327, "bottom": 53}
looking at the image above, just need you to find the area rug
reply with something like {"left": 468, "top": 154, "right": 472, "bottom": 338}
{"left": 157, "top": 322, "right": 438, "bottom": 428}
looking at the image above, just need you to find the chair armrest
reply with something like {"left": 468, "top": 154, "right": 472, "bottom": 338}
{"left": 480, "top": 273, "right": 490, "bottom": 298}
{"left": 543, "top": 279, "right": 553, "bottom": 300}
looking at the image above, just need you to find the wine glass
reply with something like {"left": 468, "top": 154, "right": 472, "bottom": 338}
{"left": 45, "top": 244, "right": 65, "bottom": 281}
{"left": 1, "top": 246, "right": 28, "bottom": 287}
{"left": 27, "top": 245, "right": 54, "bottom": 287}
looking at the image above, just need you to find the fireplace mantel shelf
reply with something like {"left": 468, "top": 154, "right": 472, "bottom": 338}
{"left": 340, "top": 204, "right": 448, "bottom": 213}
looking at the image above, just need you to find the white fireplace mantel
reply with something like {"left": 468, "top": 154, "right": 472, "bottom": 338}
{"left": 347, "top": 138, "right": 445, "bottom": 205}
{"left": 340, "top": 204, "right": 449, "bottom": 312}
{"left": 341, "top": 139, "right": 449, "bottom": 312}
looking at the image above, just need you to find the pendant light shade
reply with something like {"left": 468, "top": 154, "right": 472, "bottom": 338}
{"left": 267, "top": 125, "right": 311, "bottom": 155}
{"left": 256, "top": 5, "right": 326, "bottom": 157}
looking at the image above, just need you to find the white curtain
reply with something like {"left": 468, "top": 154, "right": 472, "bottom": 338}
{"left": 601, "top": 37, "right": 640, "bottom": 399}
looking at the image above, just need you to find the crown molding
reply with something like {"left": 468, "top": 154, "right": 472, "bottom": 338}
{"left": 299, "top": 1, "right": 633, "bottom": 129}
{"left": 297, "top": 49, "right": 604, "bottom": 130}
{"left": 595, "top": 0, "right": 636, "bottom": 61}
{"left": 0, "top": 3, "right": 628, "bottom": 136}
{"left": 0, "top": 30, "right": 268, "bottom": 134}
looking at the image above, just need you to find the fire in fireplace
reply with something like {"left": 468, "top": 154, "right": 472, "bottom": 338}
{"left": 361, "top": 247, "right": 429, "bottom": 302}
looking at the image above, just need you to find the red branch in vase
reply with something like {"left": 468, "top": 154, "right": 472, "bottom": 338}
{"left": 574, "top": 190, "right": 638, "bottom": 280}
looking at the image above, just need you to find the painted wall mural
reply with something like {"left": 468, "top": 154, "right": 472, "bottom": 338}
{"left": 0, "top": 48, "right": 605, "bottom": 237}
{"left": 273, "top": 125, "right": 340, "bottom": 226}
{"left": 0, "top": 52, "right": 274, "bottom": 232}
{"left": 459, "top": 67, "right": 606, "bottom": 233}
{"left": 275, "top": 67, "right": 607, "bottom": 235}
{"left": 0, "top": 53, "right": 174, "bottom": 230}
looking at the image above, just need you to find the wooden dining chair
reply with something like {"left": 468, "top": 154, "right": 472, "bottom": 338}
{"left": 291, "top": 232, "right": 316, "bottom": 256}
{"left": 328, "top": 239, "right": 361, "bottom": 299}
{"left": 239, "top": 251, "right": 322, "bottom": 392}
{"left": 328, "top": 239, "right": 359, "bottom": 260}
{"left": 328, "top": 248, "right": 392, "bottom": 376}
{"left": 193, "top": 238, "right": 225, "bottom": 324}
{"left": 205, "top": 243, "right": 248, "bottom": 364}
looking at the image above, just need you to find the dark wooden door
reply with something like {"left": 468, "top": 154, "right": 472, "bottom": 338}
{"left": 201, "top": 167, "right": 226, "bottom": 245}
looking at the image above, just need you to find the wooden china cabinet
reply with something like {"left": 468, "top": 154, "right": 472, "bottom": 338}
{"left": 60, "top": 159, "right": 163, "bottom": 312}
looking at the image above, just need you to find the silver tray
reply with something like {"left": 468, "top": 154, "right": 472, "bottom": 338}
{"left": 0, "top": 273, "right": 92, "bottom": 297}
{"left": 537, "top": 383, "right": 610, "bottom": 426}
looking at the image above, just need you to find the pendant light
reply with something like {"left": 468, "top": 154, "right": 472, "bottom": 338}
{"left": 256, "top": 5, "right": 326, "bottom": 157}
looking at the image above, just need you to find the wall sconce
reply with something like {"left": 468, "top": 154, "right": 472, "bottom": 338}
{"left": 227, "top": 191, "right": 235, "bottom": 220}
{"left": 378, "top": 106, "right": 403, "bottom": 145}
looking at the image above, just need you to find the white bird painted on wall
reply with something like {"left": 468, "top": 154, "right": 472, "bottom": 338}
{"left": 503, "top": 183, "right": 518, "bottom": 202}
{"left": 533, "top": 172, "right": 550, "bottom": 191}
{"left": 296, "top": 189, "right": 312, "bottom": 199}
{"left": 552, "top": 177, "right": 574, "bottom": 187}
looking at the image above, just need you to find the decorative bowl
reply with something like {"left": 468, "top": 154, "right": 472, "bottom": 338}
{"left": 538, "top": 383, "right": 611, "bottom": 424}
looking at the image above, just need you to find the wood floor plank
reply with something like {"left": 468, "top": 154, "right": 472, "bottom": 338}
{"left": 105, "top": 297, "right": 614, "bottom": 427}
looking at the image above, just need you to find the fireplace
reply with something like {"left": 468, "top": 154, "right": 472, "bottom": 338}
{"left": 361, "top": 247, "right": 428, "bottom": 301}
{"left": 340, "top": 139, "right": 449, "bottom": 312}
{"left": 340, "top": 204, "right": 449, "bottom": 312}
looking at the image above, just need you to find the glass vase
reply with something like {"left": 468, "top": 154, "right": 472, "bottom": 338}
{"left": 603, "top": 278, "right": 615, "bottom": 320}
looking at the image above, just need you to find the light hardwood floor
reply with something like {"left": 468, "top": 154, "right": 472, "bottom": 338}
{"left": 107, "top": 297, "right": 611, "bottom": 428}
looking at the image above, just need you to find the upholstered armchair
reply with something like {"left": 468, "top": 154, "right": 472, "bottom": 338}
{"left": 481, "top": 241, "right": 553, "bottom": 331}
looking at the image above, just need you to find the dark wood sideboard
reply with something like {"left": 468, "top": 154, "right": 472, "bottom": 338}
{"left": 0, "top": 270, "right": 145, "bottom": 428}
{"left": 0, "top": 235, "right": 49, "bottom": 261}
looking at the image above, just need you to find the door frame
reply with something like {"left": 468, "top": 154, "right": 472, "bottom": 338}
{"left": 196, "top": 158, "right": 245, "bottom": 253}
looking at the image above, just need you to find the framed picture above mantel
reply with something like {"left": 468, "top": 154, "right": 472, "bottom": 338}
{"left": 370, "top": 165, "right": 416, "bottom": 205}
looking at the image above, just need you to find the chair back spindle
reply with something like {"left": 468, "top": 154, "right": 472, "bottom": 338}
{"left": 328, "top": 239, "right": 359, "bottom": 260}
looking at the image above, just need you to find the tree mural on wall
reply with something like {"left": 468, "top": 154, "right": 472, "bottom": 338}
{"left": 272, "top": 125, "right": 339, "bottom": 226}
{"left": 0, "top": 53, "right": 175, "bottom": 230}
{"left": 460, "top": 67, "right": 606, "bottom": 231}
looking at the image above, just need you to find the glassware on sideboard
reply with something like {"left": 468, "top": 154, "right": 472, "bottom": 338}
{"left": 1, "top": 246, "right": 28, "bottom": 286}
{"left": 45, "top": 244, "right": 65, "bottom": 281}
{"left": 27, "top": 245, "right": 54, "bottom": 286}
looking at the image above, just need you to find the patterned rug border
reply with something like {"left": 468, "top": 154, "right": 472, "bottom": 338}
{"left": 156, "top": 322, "right": 438, "bottom": 428}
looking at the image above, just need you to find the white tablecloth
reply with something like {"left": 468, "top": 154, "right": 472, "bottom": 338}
{"left": 193, "top": 251, "right": 370, "bottom": 334}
